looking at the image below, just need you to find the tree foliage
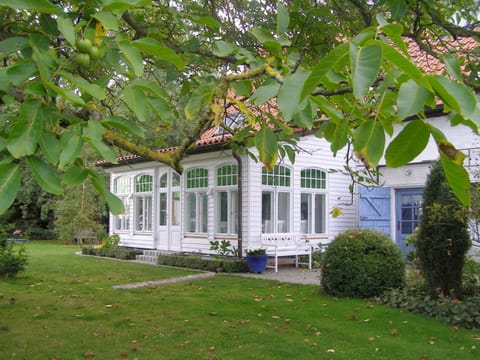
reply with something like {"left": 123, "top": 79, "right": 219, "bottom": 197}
{"left": 415, "top": 161, "right": 471, "bottom": 297}
{"left": 0, "top": 0, "right": 479, "bottom": 214}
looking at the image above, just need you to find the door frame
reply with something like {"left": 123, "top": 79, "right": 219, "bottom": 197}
{"left": 157, "top": 169, "right": 181, "bottom": 251}
{"left": 395, "top": 188, "right": 423, "bottom": 255}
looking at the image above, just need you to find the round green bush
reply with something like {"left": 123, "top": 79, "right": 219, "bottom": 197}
{"left": 321, "top": 229, "right": 405, "bottom": 298}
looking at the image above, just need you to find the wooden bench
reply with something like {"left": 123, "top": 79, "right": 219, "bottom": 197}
{"left": 260, "top": 233, "right": 312, "bottom": 272}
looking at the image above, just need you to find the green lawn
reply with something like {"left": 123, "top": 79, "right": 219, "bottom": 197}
{"left": 1, "top": 242, "right": 479, "bottom": 359}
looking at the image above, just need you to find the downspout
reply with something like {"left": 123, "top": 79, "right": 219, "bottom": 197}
{"left": 233, "top": 150, "right": 243, "bottom": 258}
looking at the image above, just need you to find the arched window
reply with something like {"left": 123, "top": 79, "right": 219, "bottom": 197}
{"left": 261, "top": 165, "right": 291, "bottom": 233}
{"left": 185, "top": 168, "right": 208, "bottom": 233}
{"left": 112, "top": 176, "right": 131, "bottom": 232}
{"left": 134, "top": 174, "right": 153, "bottom": 232}
{"left": 215, "top": 164, "right": 238, "bottom": 234}
{"left": 300, "top": 168, "right": 327, "bottom": 234}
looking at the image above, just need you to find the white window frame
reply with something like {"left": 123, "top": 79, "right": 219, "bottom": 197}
{"left": 112, "top": 176, "right": 131, "bottom": 232}
{"left": 185, "top": 168, "right": 209, "bottom": 234}
{"left": 300, "top": 168, "right": 327, "bottom": 235}
{"left": 134, "top": 174, "right": 153, "bottom": 232}
{"left": 215, "top": 164, "right": 238, "bottom": 235}
{"left": 261, "top": 165, "right": 292, "bottom": 233}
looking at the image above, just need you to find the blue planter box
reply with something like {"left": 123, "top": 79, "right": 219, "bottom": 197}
{"left": 246, "top": 254, "right": 268, "bottom": 273}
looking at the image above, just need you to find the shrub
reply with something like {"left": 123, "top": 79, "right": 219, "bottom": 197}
{"left": 321, "top": 229, "right": 405, "bottom": 298}
{"left": 415, "top": 161, "right": 471, "bottom": 297}
{"left": 157, "top": 254, "right": 248, "bottom": 273}
{"left": 0, "top": 242, "right": 28, "bottom": 277}
{"left": 81, "top": 246, "right": 142, "bottom": 260}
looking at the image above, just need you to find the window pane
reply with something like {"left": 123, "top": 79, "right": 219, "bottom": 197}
{"left": 301, "top": 193, "right": 311, "bottom": 233}
{"left": 114, "top": 177, "right": 130, "bottom": 194}
{"left": 231, "top": 190, "right": 238, "bottom": 234}
{"left": 262, "top": 191, "right": 273, "bottom": 233}
{"left": 172, "top": 173, "right": 181, "bottom": 187}
{"left": 277, "top": 192, "right": 290, "bottom": 232}
{"left": 135, "top": 175, "right": 152, "bottom": 192}
{"left": 301, "top": 168, "right": 326, "bottom": 189}
{"left": 114, "top": 196, "right": 130, "bottom": 231}
{"left": 135, "top": 196, "right": 151, "bottom": 231}
{"left": 217, "top": 191, "right": 228, "bottom": 233}
{"left": 200, "top": 192, "right": 208, "bottom": 233}
{"left": 159, "top": 193, "right": 167, "bottom": 226}
{"left": 314, "top": 194, "right": 326, "bottom": 233}
{"left": 186, "top": 193, "right": 196, "bottom": 232}
{"left": 186, "top": 168, "right": 208, "bottom": 188}
{"left": 172, "top": 191, "right": 180, "bottom": 226}
{"left": 159, "top": 173, "right": 168, "bottom": 188}
{"left": 217, "top": 164, "right": 238, "bottom": 187}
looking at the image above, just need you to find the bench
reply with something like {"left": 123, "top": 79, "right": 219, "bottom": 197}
{"left": 260, "top": 233, "right": 312, "bottom": 272}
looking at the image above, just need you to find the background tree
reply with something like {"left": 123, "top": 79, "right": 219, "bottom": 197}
{"left": 415, "top": 161, "right": 471, "bottom": 297}
{"left": 0, "top": 0, "right": 478, "bottom": 216}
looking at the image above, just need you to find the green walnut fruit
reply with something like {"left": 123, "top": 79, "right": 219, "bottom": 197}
{"left": 89, "top": 46, "right": 101, "bottom": 59}
{"left": 75, "top": 52, "right": 91, "bottom": 67}
{"left": 76, "top": 38, "right": 92, "bottom": 54}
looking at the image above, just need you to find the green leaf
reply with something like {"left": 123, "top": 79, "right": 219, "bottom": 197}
{"left": 6, "top": 60, "right": 38, "bottom": 86}
{"left": 131, "top": 79, "right": 169, "bottom": 98}
{"left": 231, "top": 80, "right": 252, "bottom": 97}
{"left": 0, "top": 163, "right": 20, "bottom": 215}
{"left": 397, "top": 80, "right": 430, "bottom": 120}
{"left": 45, "top": 82, "right": 86, "bottom": 106}
{"left": 277, "top": 70, "right": 309, "bottom": 121}
{"left": 250, "top": 27, "right": 283, "bottom": 54}
{"left": 440, "top": 154, "right": 470, "bottom": 206}
{"left": 0, "top": 37, "right": 28, "bottom": 57}
{"left": 123, "top": 85, "right": 148, "bottom": 122}
{"left": 7, "top": 100, "right": 43, "bottom": 158}
{"left": 353, "top": 121, "right": 385, "bottom": 168}
{"left": 213, "top": 41, "right": 238, "bottom": 57}
{"left": 380, "top": 23, "right": 408, "bottom": 55}
{"left": 84, "top": 137, "right": 118, "bottom": 164}
{"left": 60, "top": 71, "right": 106, "bottom": 100}
{"left": 385, "top": 120, "right": 430, "bottom": 167}
{"left": 93, "top": 11, "right": 120, "bottom": 31}
{"left": 63, "top": 166, "right": 89, "bottom": 185}
{"left": 59, "top": 133, "right": 83, "bottom": 169}
{"left": 27, "top": 156, "right": 63, "bottom": 195}
{"left": 301, "top": 43, "right": 349, "bottom": 100}
{"left": 277, "top": 3, "right": 289, "bottom": 34}
{"left": 39, "top": 132, "right": 61, "bottom": 165}
{"left": 0, "top": 0, "right": 59, "bottom": 13}
{"left": 89, "top": 171, "right": 125, "bottom": 215}
{"left": 118, "top": 41, "right": 144, "bottom": 76}
{"left": 381, "top": 43, "right": 431, "bottom": 90}
{"left": 148, "top": 97, "right": 174, "bottom": 122}
{"left": 133, "top": 38, "right": 185, "bottom": 69}
{"left": 184, "top": 84, "right": 216, "bottom": 121}
{"left": 429, "top": 76, "right": 477, "bottom": 117}
{"left": 351, "top": 42, "right": 382, "bottom": 101}
{"left": 331, "top": 119, "right": 349, "bottom": 155}
{"left": 56, "top": 14, "right": 75, "bottom": 46}
{"left": 255, "top": 126, "right": 278, "bottom": 170}
{"left": 442, "top": 53, "right": 462, "bottom": 81}
{"left": 251, "top": 79, "right": 281, "bottom": 105}
{"left": 102, "top": 116, "right": 145, "bottom": 138}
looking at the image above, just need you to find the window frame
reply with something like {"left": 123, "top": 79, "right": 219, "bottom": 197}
{"left": 134, "top": 174, "right": 153, "bottom": 233}
{"left": 261, "top": 165, "right": 292, "bottom": 234}
{"left": 215, "top": 164, "right": 238, "bottom": 235}
{"left": 112, "top": 176, "right": 131, "bottom": 232}
{"left": 185, "top": 168, "right": 209, "bottom": 234}
{"left": 300, "top": 168, "right": 328, "bottom": 235}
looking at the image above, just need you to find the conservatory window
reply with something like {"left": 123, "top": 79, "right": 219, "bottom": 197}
{"left": 300, "top": 168, "right": 327, "bottom": 234}
{"left": 261, "top": 165, "right": 291, "bottom": 233}
{"left": 215, "top": 164, "right": 238, "bottom": 234}
{"left": 113, "top": 176, "right": 131, "bottom": 232}
{"left": 185, "top": 168, "right": 208, "bottom": 233}
{"left": 134, "top": 174, "right": 153, "bottom": 232}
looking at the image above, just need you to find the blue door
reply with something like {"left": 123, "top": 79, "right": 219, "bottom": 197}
{"left": 395, "top": 189, "right": 423, "bottom": 255}
{"left": 358, "top": 187, "right": 391, "bottom": 238}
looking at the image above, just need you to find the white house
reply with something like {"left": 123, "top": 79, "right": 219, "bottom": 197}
{"left": 101, "top": 127, "right": 357, "bottom": 254}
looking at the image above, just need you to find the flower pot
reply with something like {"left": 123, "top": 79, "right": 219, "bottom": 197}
{"left": 246, "top": 254, "right": 268, "bottom": 273}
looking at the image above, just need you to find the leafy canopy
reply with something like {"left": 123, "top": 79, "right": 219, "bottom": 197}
{"left": 0, "top": 0, "right": 479, "bottom": 215}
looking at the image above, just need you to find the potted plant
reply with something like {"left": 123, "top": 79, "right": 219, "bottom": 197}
{"left": 245, "top": 247, "right": 268, "bottom": 273}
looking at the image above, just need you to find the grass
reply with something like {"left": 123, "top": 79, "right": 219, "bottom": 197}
{"left": 0, "top": 242, "right": 479, "bottom": 359}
